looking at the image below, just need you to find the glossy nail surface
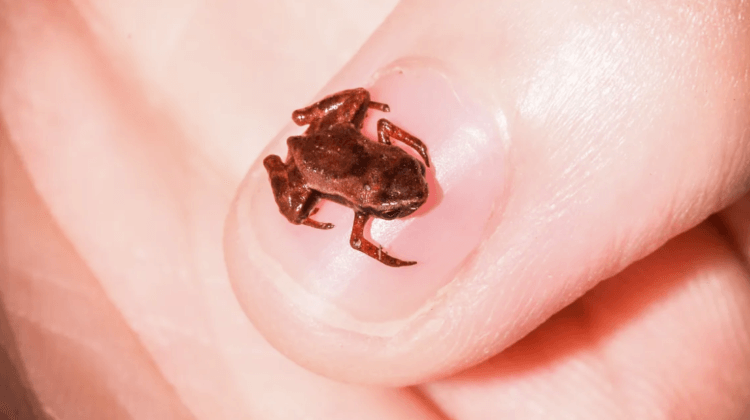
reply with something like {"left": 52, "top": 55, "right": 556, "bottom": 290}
{"left": 234, "top": 61, "right": 508, "bottom": 326}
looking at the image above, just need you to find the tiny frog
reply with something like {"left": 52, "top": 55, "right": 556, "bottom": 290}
{"left": 263, "top": 88, "right": 431, "bottom": 267}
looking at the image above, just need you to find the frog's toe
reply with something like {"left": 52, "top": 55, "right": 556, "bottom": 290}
{"left": 302, "top": 218, "right": 334, "bottom": 230}
{"left": 383, "top": 256, "right": 417, "bottom": 267}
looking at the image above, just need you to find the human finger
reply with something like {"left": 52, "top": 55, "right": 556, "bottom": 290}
{"left": 224, "top": 0, "right": 750, "bottom": 384}
{"left": 424, "top": 222, "right": 750, "bottom": 419}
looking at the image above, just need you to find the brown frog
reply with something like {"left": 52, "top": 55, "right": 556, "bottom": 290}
{"left": 263, "top": 88, "right": 431, "bottom": 267}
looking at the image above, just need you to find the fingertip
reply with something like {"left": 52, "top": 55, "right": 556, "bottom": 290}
{"left": 225, "top": 0, "right": 750, "bottom": 387}
{"left": 222, "top": 60, "right": 509, "bottom": 384}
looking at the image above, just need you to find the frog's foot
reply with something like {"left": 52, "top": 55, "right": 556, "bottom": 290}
{"left": 377, "top": 119, "right": 431, "bottom": 167}
{"left": 350, "top": 212, "right": 416, "bottom": 267}
{"left": 301, "top": 208, "right": 334, "bottom": 230}
{"left": 302, "top": 219, "right": 334, "bottom": 230}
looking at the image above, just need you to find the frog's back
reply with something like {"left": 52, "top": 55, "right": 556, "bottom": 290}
{"left": 287, "top": 124, "right": 415, "bottom": 200}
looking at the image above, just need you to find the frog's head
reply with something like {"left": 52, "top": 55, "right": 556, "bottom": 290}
{"left": 370, "top": 157, "right": 428, "bottom": 220}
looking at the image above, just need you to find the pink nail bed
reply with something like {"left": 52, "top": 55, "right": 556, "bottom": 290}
{"left": 236, "top": 60, "right": 507, "bottom": 325}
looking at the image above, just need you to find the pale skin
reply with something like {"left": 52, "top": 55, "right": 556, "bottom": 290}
{"left": 1, "top": 1, "right": 750, "bottom": 420}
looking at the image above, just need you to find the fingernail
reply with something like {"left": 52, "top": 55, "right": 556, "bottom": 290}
{"left": 232, "top": 59, "right": 508, "bottom": 330}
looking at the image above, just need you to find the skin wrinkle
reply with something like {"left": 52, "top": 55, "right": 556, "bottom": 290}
{"left": 0, "top": 144, "right": 200, "bottom": 419}
{"left": 22, "top": 0, "right": 228, "bottom": 341}
{"left": 470, "top": 226, "right": 748, "bottom": 418}
{"left": 629, "top": 1, "right": 750, "bottom": 263}
{"left": 0, "top": 133, "right": 50, "bottom": 420}
{"left": 557, "top": 300, "right": 623, "bottom": 416}
{"left": 710, "top": 212, "right": 750, "bottom": 361}
{"left": 718, "top": 199, "right": 750, "bottom": 272}
{"left": 13, "top": 316, "right": 139, "bottom": 419}
{"left": 699, "top": 278, "right": 750, "bottom": 415}
{"left": 6, "top": 267, "right": 196, "bottom": 419}
{"left": 0, "top": 7, "right": 238, "bottom": 420}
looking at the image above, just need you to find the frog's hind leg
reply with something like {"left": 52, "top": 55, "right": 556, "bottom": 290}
{"left": 377, "top": 119, "right": 431, "bottom": 167}
{"left": 291, "top": 88, "right": 389, "bottom": 131}
{"left": 263, "top": 155, "right": 333, "bottom": 230}
{"left": 349, "top": 211, "right": 416, "bottom": 267}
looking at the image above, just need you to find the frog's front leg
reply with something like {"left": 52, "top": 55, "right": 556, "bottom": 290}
{"left": 349, "top": 211, "right": 416, "bottom": 267}
{"left": 377, "top": 119, "right": 431, "bottom": 167}
{"left": 291, "top": 88, "right": 390, "bottom": 131}
{"left": 263, "top": 155, "right": 333, "bottom": 230}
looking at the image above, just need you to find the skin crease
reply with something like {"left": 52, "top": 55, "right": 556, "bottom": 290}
{"left": 0, "top": 2, "right": 749, "bottom": 420}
